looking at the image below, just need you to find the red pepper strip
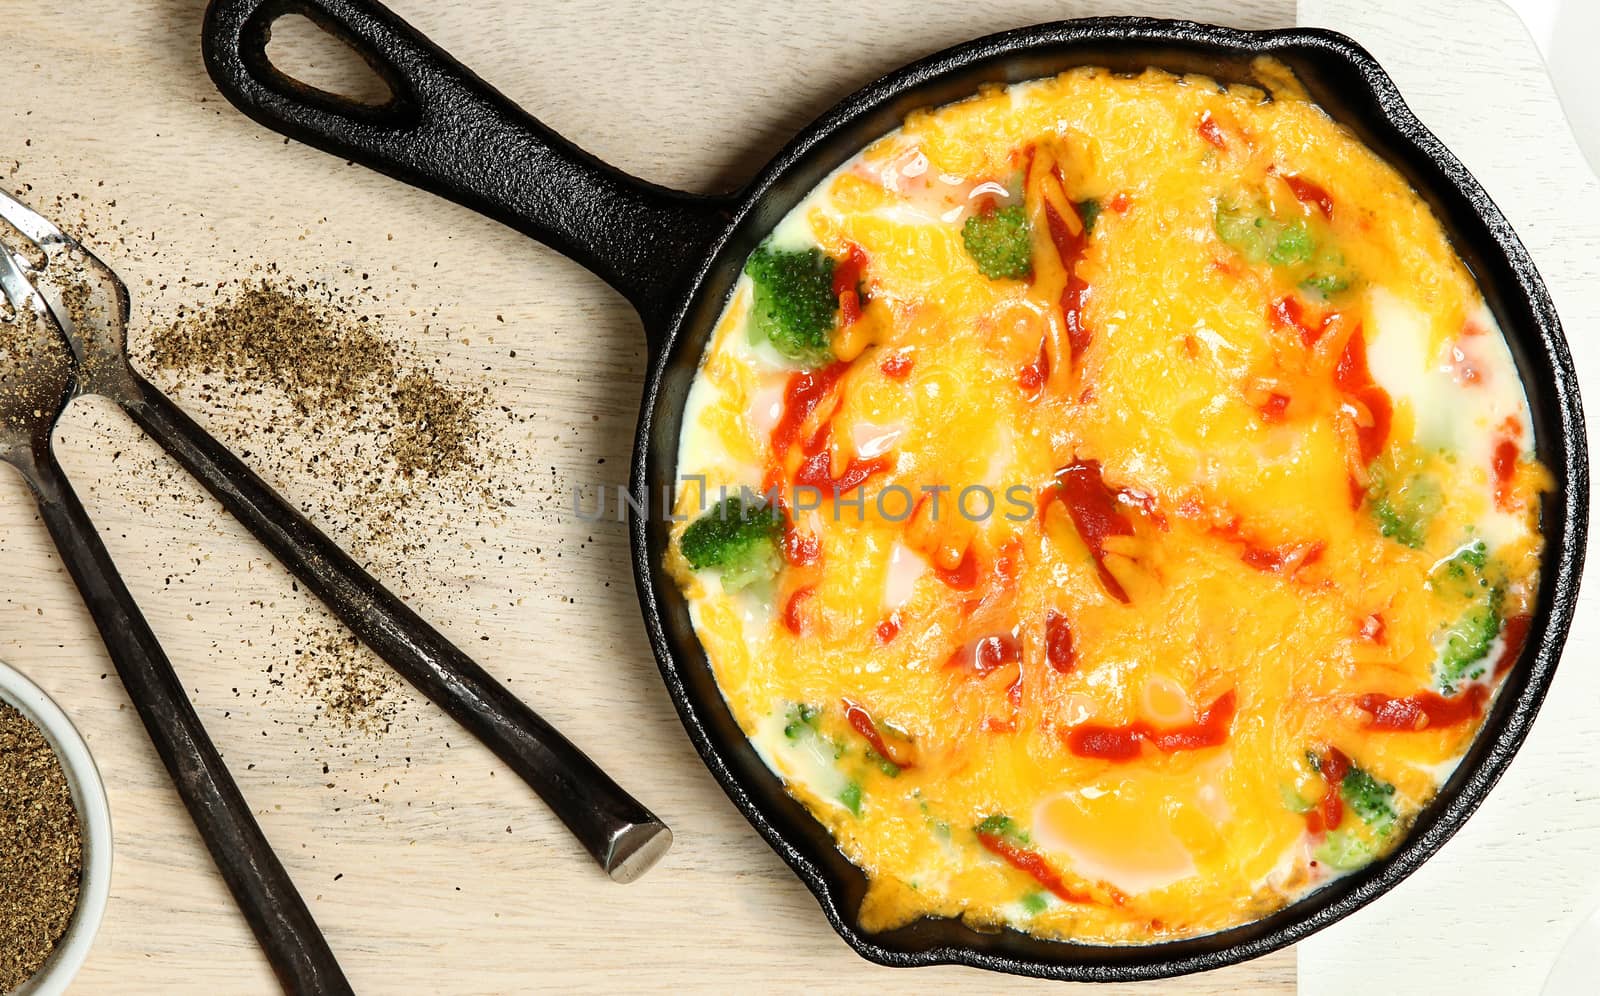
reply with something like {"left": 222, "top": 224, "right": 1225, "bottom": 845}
{"left": 946, "top": 632, "right": 1022, "bottom": 677}
{"left": 770, "top": 361, "right": 850, "bottom": 457}
{"left": 932, "top": 546, "right": 981, "bottom": 592}
{"left": 1045, "top": 610, "right": 1077, "bottom": 673}
{"left": 1315, "top": 746, "right": 1349, "bottom": 830}
{"left": 1197, "top": 112, "right": 1227, "bottom": 150}
{"left": 1256, "top": 391, "right": 1292, "bottom": 423}
{"left": 1043, "top": 200, "right": 1094, "bottom": 368}
{"left": 842, "top": 698, "right": 913, "bottom": 769}
{"left": 1356, "top": 685, "right": 1490, "bottom": 731}
{"left": 782, "top": 585, "right": 814, "bottom": 635}
{"left": 1284, "top": 174, "right": 1335, "bottom": 218}
{"left": 1041, "top": 460, "right": 1134, "bottom": 602}
{"left": 1065, "top": 691, "right": 1237, "bottom": 760}
{"left": 1496, "top": 613, "right": 1533, "bottom": 677}
{"left": 794, "top": 447, "right": 894, "bottom": 493}
{"left": 1061, "top": 272, "right": 1093, "bottom": 367}
{"left": 1018, "top": 336, "right": 1050, "bottom": 397}
{"left": 1269, "top": 295, "right": 1328, "bottom": 348}
{"left": 1334, "top": 326, "right": 1393, "bottom": 464}
{"left": 874, "top": 615, "right": 901, "bottom": 645}
{"left": 833, "top": 244, "right": 868, "bottom": 326}
{"left": 976, "top": 831, "right": 1117, "bottom": 906}
{"left": 879, "top": 351, "right": 913, "bottom": 379}
{"left": 1492, "top": 437, "right": 1519, "bottom": 510}
{"left": 1240, "top": 540, "right": 1325, "bottom": 575}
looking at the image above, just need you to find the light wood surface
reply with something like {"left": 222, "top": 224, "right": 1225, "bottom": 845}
{"left": 16, "top": 0, "right": 1577, "bottom": 992}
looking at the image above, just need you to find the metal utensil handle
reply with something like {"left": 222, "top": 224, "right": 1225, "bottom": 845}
{"left": 15, "top": 446, "right": 352, "bottom": 996}
{"left": 123, "top": 373, "right": 670, "bottom": 881}
{"left": 201, "top": 0, "right": 730, "bottom": 335}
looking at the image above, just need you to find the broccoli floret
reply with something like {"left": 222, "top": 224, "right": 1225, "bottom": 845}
{"left": 1368, "top": 470, "right": 1442, "bottom": 549}
{"left": 1268, "top": 219, "right": 1316, "bottom": 266}
{"left": 1214, "top": 203, "right": 1270, "bottom": 262}
{"left": 679, "top": 496, "right": 782, "bottom": 590}
{"left": 839, "top": 780, "right": 863, "bottom": 817}
{"left": 783, "top": 702, "right": 821, "bottom": 739}
{"left": 1020, "top": 892, "right": 1050, "bottom": 915}
{"left": 976, "top": 813, "right": 1017, "bottom": 837}
{"left": 1075, "top": 198, "right": 1102, "bottom": 232}
{"left": 1435, "top": 589, "right": 1504, "bottom": 693}
{"left": 1215, "top": 200, "right": 1324, "bottom": 270}
{"left": 1279, "top": 784, "right": 1314, "bottom": 814}
{"left": 1429, "top": 541, "right": 1504, "bottom": 694}
{"left": 1300, "top": 272, "right": 1351, "bottom": 297}
{"left": 962, "top": 204, "right": 1033, "bottom": 280}
{"left": 1341, "top": 765, "right": 1398, "bottom": 835}
{"left": 744, "top": 245, "right": 838, "bottom": 366}
{"left": 1315, "top": 830, "right": 1375, "bottom": 871}
{"left": 1437, "top": 540, "right": 1490, "bottom": 581}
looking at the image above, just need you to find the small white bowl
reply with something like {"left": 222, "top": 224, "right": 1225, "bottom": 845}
{"left": 0, "top": 659, "right": 112, "bottom": 996}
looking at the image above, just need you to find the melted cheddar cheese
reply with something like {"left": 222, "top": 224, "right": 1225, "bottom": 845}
{"left": 668, "top": 64, "right": 1548, "bottom": 943}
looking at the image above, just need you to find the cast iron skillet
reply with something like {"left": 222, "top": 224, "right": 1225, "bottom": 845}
{"left": 202, "top": 0, "right": 1587, "bottom": 981}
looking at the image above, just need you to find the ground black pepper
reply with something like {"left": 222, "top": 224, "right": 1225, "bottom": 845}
{"left": 0, "top": 701, "right": 83, "bottom": 992}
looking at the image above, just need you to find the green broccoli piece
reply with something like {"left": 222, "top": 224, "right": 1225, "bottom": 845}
{"left": 1020, "top": 892, "right": 1050, "bottom": 915}
{"left": 1215, "top": 203, "right": 1270, "bottom": 262}
{"left": 679, "top": 495, "right": 782, "bottom": 591}
{"left": 1315, "top": 830, "right": 1375, "bottom": 871}
{"left": 1429, "top": 541, "right": 1504, "bottom": 694}
{"left": 1435, "top": 589, "right": 1504, "bottom": 693}
{"left": 962, "top": 204, "right": 1033, "bottom": 280}
{"left": 783, "top": 703, "right": 821, "bottom": 739}
{"left": 1279, "top": 784, "right": 1314, "bottom": 814}
{"left": 744, "top": 245, "right": 838, "bottom": 366}
{"left": 866, "top": 750, "right": 902, "bottom": 778}
{"left": 1075, "top": 198, "right": 1102, "bottom": 232}
{"left": 1300, "top": 272, "right": 1351, "bottom": 297}
{"left": 1341, "top": 765, "right": 1398, "bottom": 835}
{"left": 839, "top": 780, "right": 864, "bottom": 817}
{"left": 1268, "top": 219, "right": 1316, "bottom": 266}
{"left": 1368, "top": 471, "right": 1442, "bottom": 549}
{"left": 1215, "top": 201, "right": 1322, "bottom": 269}
{"left": 1436, "top": 540, "right": 1491, "bottom": 582}
{"left": 976, "top": 813, "right": 1017, "bottom": 837}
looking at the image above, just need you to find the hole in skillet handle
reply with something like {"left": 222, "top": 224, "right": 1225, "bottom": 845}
{"left": 237, "top": 0, "right": 415, "bottom": 126}
{"left": 264, "top": 12, "right": 395, "bottom": 108}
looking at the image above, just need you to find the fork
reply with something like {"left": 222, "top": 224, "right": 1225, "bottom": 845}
{"left": 0, "top": 189, "right": 673, "bottom": 884}
{"left": 0, "top": 248, "right": 353, "bottom": 993}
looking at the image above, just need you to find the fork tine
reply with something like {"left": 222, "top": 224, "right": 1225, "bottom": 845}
{"left": 0, "top": 243, "right": 73, "bottom": 339}
{"left": 0, "top": 244, "right": 40, "bottom": 314}
{"left": 0, "top": 187, "right": 70, "bottom": 251}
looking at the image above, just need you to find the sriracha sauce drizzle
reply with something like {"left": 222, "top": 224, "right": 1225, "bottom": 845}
{"left": 1064, "top": 690, "right": 1237, "bottom": 760}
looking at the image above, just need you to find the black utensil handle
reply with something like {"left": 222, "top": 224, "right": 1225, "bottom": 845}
{"left": 123, "top": 373, "right": 670, "bottom": 880}
{"left": 201, "top": 0, "right": 732, "bottom": 336}
{"left": 15, "top": 447, "right": 351, "bottom": 996}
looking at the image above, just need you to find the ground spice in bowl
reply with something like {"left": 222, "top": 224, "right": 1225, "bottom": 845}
{"left": 0, "top": 700, "right": 83, "bottom": 992}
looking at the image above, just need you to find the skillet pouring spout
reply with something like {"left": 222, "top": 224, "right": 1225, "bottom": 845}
{"left": 203, "top": 1, "right": 1587, "bottom": 983}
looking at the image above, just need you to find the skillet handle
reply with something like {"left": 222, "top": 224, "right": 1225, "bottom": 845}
{"left": 121, "top": 371, "right": 673, "bottom": 884}
{"left": 13, "top": 446, "right": 352, "bottom": 996}
{"left": 201, "top": 0, "right": 733, "bottom": 338}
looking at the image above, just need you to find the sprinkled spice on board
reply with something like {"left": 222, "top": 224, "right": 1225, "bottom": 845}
{"left": 0, "top": 701, "right": 83, "bottom": 992}
{"left": 149, "top": 281, "right": 487, "bottom": 480}
{"left": 136, "top": 276, "right": 527, "bottom": 735}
